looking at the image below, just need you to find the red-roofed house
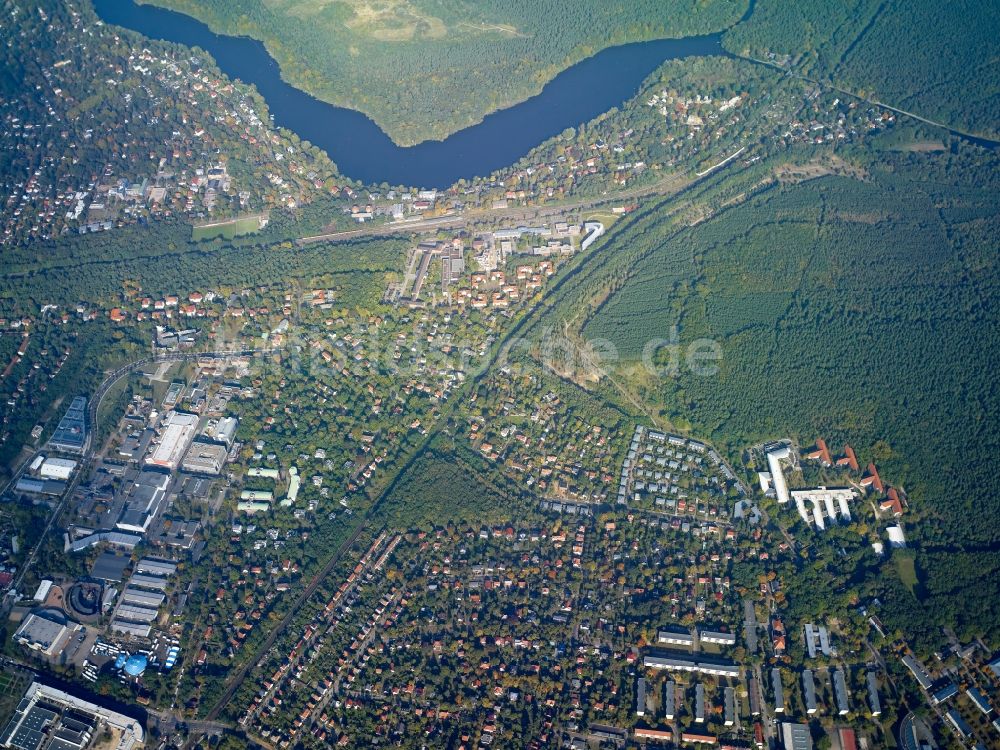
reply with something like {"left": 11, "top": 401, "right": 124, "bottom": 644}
{"left": 804, "top": 438, "right": 833, "bottom": 466}
{"left": 836, "top": 444, "right": 860, "bottom": 472}
{"left": 880, "top": 487, "right": 905, "bottom": 517}
{"left": 860, "top": 463, "right": 884, "bottom": 493}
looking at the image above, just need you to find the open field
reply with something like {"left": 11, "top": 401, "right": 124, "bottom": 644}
{"left": 192, "top": 215, "right": 265, "bottom": 241}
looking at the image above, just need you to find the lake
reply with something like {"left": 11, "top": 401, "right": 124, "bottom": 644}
{"left": 93, "top": 0, "right": 726, "bottom": 188}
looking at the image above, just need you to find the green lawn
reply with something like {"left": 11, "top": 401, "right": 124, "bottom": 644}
{"left": 895, "top": 554, "right": 919, "bottom": 594}
{"left": 192, "top": 216, "right": 263, "bottom": 241}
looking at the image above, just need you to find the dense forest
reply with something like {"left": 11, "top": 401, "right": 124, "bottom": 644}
{"left": 139, "top": 0, "right": 747, "bottom": 145}
{"left": 723, "top": 0, "right": 1000, "bottom": 139}
{"left": 517, "top": 137, "right": 1000, "bottom": 647}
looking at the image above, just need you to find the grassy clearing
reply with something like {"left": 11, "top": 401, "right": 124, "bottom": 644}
{"left": 192, "top": 216, "right": 263, "bottom": 241}
{"left": 895, "top": 554, "right": 919, "bottom": 594}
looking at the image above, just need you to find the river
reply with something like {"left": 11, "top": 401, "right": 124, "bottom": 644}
{"left": 92, "top": 0, "right": 726, "bottom": 188}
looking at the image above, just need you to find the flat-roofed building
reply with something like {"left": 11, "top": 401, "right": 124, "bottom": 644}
{"left": 658, "top": 629, "right": 695, "bottom": 647}
{"left": 700, "top": 629, "right": 737, "bottom": 646}
{"left": 636, "top": 678, "right": 647, "bottom": 717}
{"left": 695, "top": 683, "right": 706, "bottom": 722}
{"left": 182, "top": 441, "right": 228, "bottom": 475}
{"left": 38, "top": 457, "right": 77, "bottom": 480}
{"left": 966, "top": 686, "right": 993, "bottom": 715}
{"left": 90, "top": 552, "right": 129, "bottom": 583}
{"left": 15, "top": 477, "right": 66, "bottom": 496}
{"left": 866, "top": 671, "right": 881, "bottom": 716}
{"left": 128, "top": 573, "right": 169, "bottom": 591}
{"left": 900, "top": 654, "right": 933, "bottom": 690}
{"left": 0, "top": 681, "right": 143, "bottom": 750}
{"left": 681, "top": 732, "right": 717, "bottom": 746}
{"left": 946, "top": 709, "right": 971, "bottom": 738}
{"left": 14, "top": 612, "right": 79, "bottom": 657}
{"left": 47, "top": 396, "right": 88, "bottom": 454}
{"left": 748, "top": 677, "right": 761, "bottom": 716}
{"left": 802, "top": 670, "right": 817, "bottom": 714}
{"left": 122, "top": 587, "right": 165, "bottom": 609}
{"left": 781, "top": 722, "right": 812, "bottom": 750}
{"left": 645, "top": 655, "right": 697, "bottom": 672}
{"left": 634, "top": 727, "right": 673, "bottom": 742}
{"left": 931, "top": 682, "right": 958, "bottom": 705}
{"left": 833, "top": 669, "right": 849, "bottom": 715}
{"left": 772, "top": 668, "right": 785, "bottom": 714}
{"left": 765, "top": 444, "right": 791, "bottom": 505}
{"left": 201, "top": 416, "right": 238, "bottom": 446}
{"left": 145, "top": 411, "right": 198, "bottom": 470}
{"left": 114, "top": 604, "right": 159, "bottom": 623}
{"left": 724, "top": 687, "right": 736, "bottom": 726}
{"left": 136, "top": 558, "right": 176, "bottom": 577}
{"left": 110, "top": 620, "right": 151, "bottom": 638}
{"left": 664, "top": 681, "right": 676, "bottom": 720}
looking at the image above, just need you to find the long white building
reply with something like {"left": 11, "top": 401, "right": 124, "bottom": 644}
{"left": 766, "top": 445, "right": 792, "bottom": 506}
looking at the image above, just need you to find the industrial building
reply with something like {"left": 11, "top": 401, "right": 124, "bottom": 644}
{"left": 0, "top": 681, "right": 144, "bottom": 750}
{"left": 201, "top": 415, "right": 238, "bottom": 446}
{"left": 113, "top": 604, "right": 159, "bottom": 623}
{"left": 128, "top": 573, "right": 169, "bottom": 591}
{"left": 14, "top": 477, "right": 66, "bottom": 496}
{"left": 110, "top": 620, "right": 151, "bottom": 638}
{"left": 145, "top": 411, "right": 199, "bottom": 470}
{"left": 13, "top": 612, "right": 80, "bottom": 658}
{"left": 122, "top": 587, "right": 165, "bottom": 609}
{"left": 135, "top": 558, "right": 177, "bottom": 577}
{"left": 115, "top": 471, "right": 170, "bottom": 534}
{"left": 38, "top": 457, "right": 77, "bottom": 480}
{"left": 47, "top": 396, "right": 88, "bottom": 454}
{"left": 70, "top": 531, "right": 141, "bottom": 554}
{"left": 182, "top": 441, "right": 228, "bottom": 475}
